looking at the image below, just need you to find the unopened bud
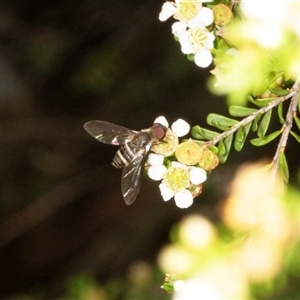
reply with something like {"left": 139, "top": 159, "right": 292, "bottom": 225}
{"left": 198, "top": 148, "right": 219, "bottom": 171}
{"left": 213, "top": 4, "right": 232, "bottom": 26}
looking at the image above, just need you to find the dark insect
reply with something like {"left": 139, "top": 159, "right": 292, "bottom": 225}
{"left": 84, "top": 120, "right": 167, "bottom": 205}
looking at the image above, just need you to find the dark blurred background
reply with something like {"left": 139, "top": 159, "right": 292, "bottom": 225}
{"left": 0, "top": 0, "right": 299, "bottom": 299}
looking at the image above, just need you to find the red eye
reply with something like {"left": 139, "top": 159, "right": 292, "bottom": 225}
{"left": 152, "top": 123, "right": 167, "bottom": 140}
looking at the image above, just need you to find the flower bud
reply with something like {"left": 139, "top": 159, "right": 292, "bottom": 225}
{"left": 198, "top": 148, "right": 219, "bottom": 171}
{"left": 213, "top": 4, "right": 232, "bottom": 26}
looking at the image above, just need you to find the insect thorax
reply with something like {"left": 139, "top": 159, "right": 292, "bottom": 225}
{"left": 112, "top": 132, "right": 153, "bottom": 168}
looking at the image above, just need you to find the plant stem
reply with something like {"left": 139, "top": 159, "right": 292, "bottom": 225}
{"left": 270, "top": 80, "right": 300, "bottom": 180}
{"left": 206, "top": 89, "right": 297, "bottom": 147}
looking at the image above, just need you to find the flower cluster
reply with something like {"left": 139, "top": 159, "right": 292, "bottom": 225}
{"left": 159, "top": 0, "right": 215, "bottom": 68}
{"left": 158, "top": 1, "right": 235, "bottom": 68}
{"left": 148, "top": 116, "right": 218, "bottom": 208}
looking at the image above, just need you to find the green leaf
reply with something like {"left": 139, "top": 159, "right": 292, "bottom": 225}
{"left": 207, "top": 114, "right": 238, "bottom": 131}
{"left": 277, "top": 102, "right": 285, "bottom": 124}
{"left": 187, "top": 54, "right": 195, "bottom": 61}
{"left": 229, "top": 105, "right": 257, "bottom": 117}
{"left": 257, "top": 110, "right": 272, "bottom": 138}
{"left": 234, "top": 122, "right": 252, "bottom": 151}
{"left": 250, "top": 130, "right": 281, "bottom": 146}
{"left": 208, "top": 145, "right": 219, "bottom": 154}
{"left": 191, "top": 126, "right": 219, "bottom": 140}
{"left": 218, "top": 134, "right": 233, "bottom": 163}
{"left": 253, "top": 71, "right": 284, "bottom": 96}
{"left": 218, "top": 139, "right": 226, "bottom": 156}
{"left": 279, "top": 152, "right": 289, "bottom": 182}
{"left": 268, "top": 87, "right": 290, "bottom": 96}
{"left": 294, "top": 115, "right": 300, "bottom": 131}
{"left": 247, "top": 95, "right": 276, "bottom": 107}
{"left": 252, "top": 114, "right": 261, "bottom": 132}
{"left": 213, "top": 34, "right": 231, "bottom": 51}
{"left": 298, "top": 93, "right": 300, "bottom": 114}
{"left": 291, "top": 131, "right": 300, "bottom": 143}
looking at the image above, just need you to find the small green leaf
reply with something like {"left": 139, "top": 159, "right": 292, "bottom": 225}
{"left": 298, "top": 94, "right": 300, "bottom": 114}
{"left": 162, "top": 281, "right": 175, "bottom": 293}
{"left": 208, "top": 145, "right": 219, "bottom": 154}
{"left": 191, "top": 126, "right": 219, "bottom": 140}
{"left": 213, "top": 34, "right": 231, "bottom": 51}
{"left": 218, "top": 139, "right": 226, "bottom": 156}
{"left": 247, "top": 95, "right": 276, "bottom": 107}
{"left": 257, "top": 110, "right": 272, "bottom": 138}
{"left": 268, "top": 87, "right": 290, "bottom": 96}
{"left": 187, "top": 54, "right": 195, "bottom": 61}
{"left": 229, "top": 105, "right": 257, "bottom": 117}
{"left": 234, "top": 122, "right": 252, "bottom": 151}
{"left": 252, "top": 114, "right": 262, "bottom": 132}
{"left": 253, "top": 71, "right": 284, "bottom": 96}
{"left": 277, "top": 102, "right": 285, "bottom": 124}
{"left": 250, "top": 130, "right": 281, "bottom": 146}
{"left": 207, "top": 114, "right": 238, "bottom": 131}
{"left": 218, "top": 134, "right": 233, "bottom": 163}
{"left": 291, "top": 131, "right": 300, "bottom": 143}
{"left": 279, "top": 152, "right": 289, "bottom": 182}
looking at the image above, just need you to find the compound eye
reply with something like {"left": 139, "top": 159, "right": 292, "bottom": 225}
{"left": 152, "top": 123, "right": 167, "bottom": 140}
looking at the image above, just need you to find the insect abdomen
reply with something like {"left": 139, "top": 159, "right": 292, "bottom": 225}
{"left": 112, "top": 143, "right": 136, "bottom": 168}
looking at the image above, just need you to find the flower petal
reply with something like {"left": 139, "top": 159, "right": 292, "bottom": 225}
{"left": 159, "top": 183, "right": 174, "bottom": 201}
{"left": 171, "top": 161, "right": 189, "bottom": 170}
{"left": 187, "top": 18, "right": 205, "bottom": 29}
{"left": 172, "top": 21, "right": 187, "bottom": 37}
{"left": 148, "top": 153, "right": 164, "bottom": 166}
{"left": 194, "top": 49, "right": 213, "bottom": 68}
{"left": 174, "top": 190, "right": 193, "bottom": 208}
{"left": 189, "top": 167, "right": 207, "bottom": 185}
{"left": 179, "top": 32, "right": 194, "bottom": 54}
{"left": 159, "top": 2, "right": 177, "bottom": 21}
{"left": 171, "top": 118, "right": 190, "bottom": 137}
{"left": 198, "top": 7, "right": 214, "bottom": 26}
{"left": 148, "top": 165, "right": 167, "bottom": 181}
{"left": 154, "top": 116, "right": 169, "bottom": 128}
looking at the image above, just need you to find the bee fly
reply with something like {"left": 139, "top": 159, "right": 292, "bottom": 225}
{"left": 84, "top": 120, "right": 167, "bottom": 205}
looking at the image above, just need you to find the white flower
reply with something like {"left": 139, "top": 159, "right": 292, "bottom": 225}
{"left": 171, "top": 119, "right": 190, "bottom": 137}
{"left": 174, "top": 190, "right": 193, "bottom": 208}
{"left": 179, "top": 27, "right": 215, "bottom": 67}
{"left": 159, "top": 0, "right": 214, "bottom": 29}
{"left": 147, "top": 118, "right": 206, "bottom": 208}
{"left": 150, "top": 160, "right": 206, "bottom": 208}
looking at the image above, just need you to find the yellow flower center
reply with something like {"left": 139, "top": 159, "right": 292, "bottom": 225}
{"left": 174, "top": 1, "right": 202, "bottom": 22}
{"left": 164, "top": 166, "right": 190, "bottom": 192}
{"left": 189, "top": 28, "right": 209, "bottom": 52}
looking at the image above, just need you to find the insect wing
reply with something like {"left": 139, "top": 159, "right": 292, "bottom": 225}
{"left": 84, "top": 120, "right": 137, "bottom": 145}
{"left": 121, "top": 151, "right": 147, "bottom": 205}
